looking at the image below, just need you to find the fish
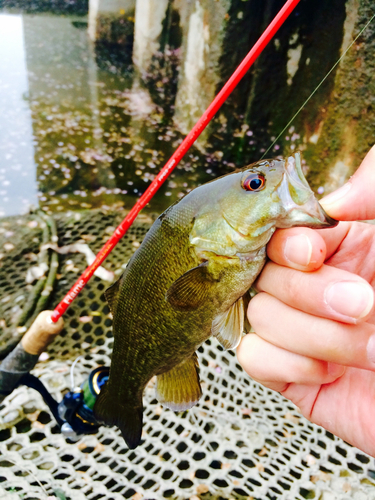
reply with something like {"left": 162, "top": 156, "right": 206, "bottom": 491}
{"left": 94, "top": 152, "right": 337, "bottom": 449}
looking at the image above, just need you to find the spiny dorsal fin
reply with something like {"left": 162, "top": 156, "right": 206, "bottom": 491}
{"left": 104, "top": 277, "right": 121, "bottom": 315}
{"left": 211, "top": 296, "right": 244, "bottom": 350}
{"left": 156, "top": 353, "right": 202, "bottom": 411}
{"left": 166, "top": 262, "right": 215, "bottom": 311}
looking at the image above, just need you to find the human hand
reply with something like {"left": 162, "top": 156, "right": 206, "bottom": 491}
{"left": 237, "top": 145, "right": 375, "bottom": 457}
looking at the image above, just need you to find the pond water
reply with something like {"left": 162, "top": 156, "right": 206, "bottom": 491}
{"left": 0, "top": 10, "right": 219, "bottom": 218}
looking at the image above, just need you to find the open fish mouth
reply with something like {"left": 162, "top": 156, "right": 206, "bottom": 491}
{"left": 276, "top": 153, "right": 339, "bottom": 229}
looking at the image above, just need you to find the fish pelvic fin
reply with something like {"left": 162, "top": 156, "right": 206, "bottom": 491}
{"left": 94, "top": 384, "right": 143, "bottom": 450}
{"left": 212, "top": 296, "right": 244, "bottom": 350}
{"left": 156, "top": 353, "right": 202, "bottom": 411}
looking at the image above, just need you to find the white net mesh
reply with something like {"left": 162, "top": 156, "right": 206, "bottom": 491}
{"left": 0, "top": 211, "right": 374, "bottom": 500}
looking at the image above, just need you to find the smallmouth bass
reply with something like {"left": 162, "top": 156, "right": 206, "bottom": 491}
{"left": 94, "top": 153, "right": 337, "bottom": 449}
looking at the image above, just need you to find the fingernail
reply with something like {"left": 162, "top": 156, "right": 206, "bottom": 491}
{"left": 284, "top": 234, "right": 312, "bottom": 267}
{"left": 367, "top": 335, "right": 375, "bottom": 365}
{"left": 325, "top": 281, "right": 374, "bottom": 321}
{"left": 320, "top": 182, "right": 352, "bottom": 209}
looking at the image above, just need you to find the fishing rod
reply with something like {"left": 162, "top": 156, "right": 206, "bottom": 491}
{"left": 51, "top": 0, "right": 302, "bottom": 323}
{"left": 0, "top": 0, "right": 301, "bottom": 439}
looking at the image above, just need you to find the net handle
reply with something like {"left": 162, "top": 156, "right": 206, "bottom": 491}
{"left": 51, "top": 0, "right": 300, "bottom": 322}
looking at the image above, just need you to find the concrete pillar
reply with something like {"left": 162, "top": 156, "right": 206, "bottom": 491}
{"left": 173, "top": 0, "right": 230, "bottom": 136}
{"left": 133, "top": 0, "right": 169, "bottom": 72}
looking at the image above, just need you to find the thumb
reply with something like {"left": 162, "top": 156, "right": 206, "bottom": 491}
{"left": 320, "top": 145, "right": 375, "bottom": 221}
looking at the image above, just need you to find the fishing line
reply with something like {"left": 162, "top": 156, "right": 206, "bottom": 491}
{"left": 70, "top": 355, "right": 83, "bottom": 390}
{"left": 5, "top": 458, "right": 49, "bottom": 496}
{"left": 261, "top": 12, "right": 375, "bottom": 159}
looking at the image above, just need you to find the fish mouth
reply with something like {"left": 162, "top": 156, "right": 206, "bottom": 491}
{"left": 276, "top": 153, "right": 339, "bottom": 229}
{"left": 319, "top": 206, "right": 339, "bottom": 227}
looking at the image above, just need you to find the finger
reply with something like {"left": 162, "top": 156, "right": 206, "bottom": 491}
{"left": 256, "top": 262, "right": 374, "bottom": 324}
{"left": 267, "top": 222, "right": 353, "bottom": 271}
{"left": 267, "top": 227, "right": 327, "bottom": 271}
{"left": 237, "top": 334, "right": 346, "bottom": 392}
{"left": 320, "top": 145, "right": 375, "bottom": 221}
{"left": 247, "top": 293, "right": 375, "bottom": 370}
{"left": 316, "top": 222, "right": 351, "bottom": 260}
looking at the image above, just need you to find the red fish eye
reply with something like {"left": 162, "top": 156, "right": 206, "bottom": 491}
{"left": 242, "top": 173, "right": 265, "bottom": 192}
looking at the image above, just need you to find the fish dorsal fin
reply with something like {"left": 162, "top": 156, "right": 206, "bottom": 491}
{"left": 104, "top": 277, "right": 121, "bottom": 315}
{"left": 156, "top": 353, "right": 202, "bottom": 411}
{"left": 211, "top": 296, "right": 244, "bottom": 350}
{"left": 166, "top": 263, "right": 214, "bottom": 311}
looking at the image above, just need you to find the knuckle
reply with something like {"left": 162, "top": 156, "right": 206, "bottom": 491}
{"left": 247, "top": 292, "right": 270, "bottom": 325}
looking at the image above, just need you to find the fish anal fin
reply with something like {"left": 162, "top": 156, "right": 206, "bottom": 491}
{"left": 94, "top": 383, "right": 143, "bottom": 450}
{"left": 166, "top": 263, "right": 214, "bottom": 311}
{"left": 212, "top": 296, "right": 244, "bottom": 350}
{"left": 104, "top": 278, "right": 121, "bottom": 316}
{"left": 156, "top": 353, "right": 202, "bottom": 411}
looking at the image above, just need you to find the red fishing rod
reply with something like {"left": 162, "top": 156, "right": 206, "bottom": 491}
{"left": 48, "top": 0, "right": 300, "bottom": 322}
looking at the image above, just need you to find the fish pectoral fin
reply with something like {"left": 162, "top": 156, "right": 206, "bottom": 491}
{"left": 212, "top": 296, "right": 244, "bottom": 350}
{"left": 156, "top": 353, "right": 202, "bottom": 411}
{"left": 166, "top": 262, "right": 215, "bottom": 311}
{"left": 104, "top": 277, "right": 121, "bottom": 315}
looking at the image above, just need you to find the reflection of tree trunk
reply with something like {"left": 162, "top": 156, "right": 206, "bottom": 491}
{"left": 87, "top": 38, "right": 117, "bottom": 190}
{"left": 22, "top": 15, "right": 116, "bottom": 206}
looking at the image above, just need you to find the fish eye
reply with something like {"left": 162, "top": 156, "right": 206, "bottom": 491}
{"left": 241, "top": 173, "right": 266, "bottom": 192}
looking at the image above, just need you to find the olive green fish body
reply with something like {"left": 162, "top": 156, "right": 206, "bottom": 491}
{"left": 97, "top": 194, "right": 266, "bottom": 448}
{"left": 94, "top": 154, "right": 337, "bottom": 449}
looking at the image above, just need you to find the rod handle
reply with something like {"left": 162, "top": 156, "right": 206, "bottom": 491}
{"left": 21, "top": 310, "right": 64, "bottom": 355}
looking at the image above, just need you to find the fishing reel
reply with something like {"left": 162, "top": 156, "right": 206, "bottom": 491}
{"left": 0, "top": 312, "right": 109, "bottom": 441}
{"left": 57, "top": 366, "right": 109, "bottom": 440}
{"left": 19, "top": 364, "right": 109, "bottom": 441}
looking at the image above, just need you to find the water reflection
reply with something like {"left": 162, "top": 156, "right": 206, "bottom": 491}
{"left": 0, "top": 14, "right": 37, "bottom": 216}
{"left": 0, "top": 11, "right": 214, "bottom": 217}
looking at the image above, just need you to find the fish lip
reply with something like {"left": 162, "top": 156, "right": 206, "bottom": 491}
{"left": 276, "top": 201, "right": 339, "bottom": 229}
{"left": 320, "top": 206, "right": 339, "bottom": 228}
{"left": 276, "top": 155, "right": 339, "bottom": 229}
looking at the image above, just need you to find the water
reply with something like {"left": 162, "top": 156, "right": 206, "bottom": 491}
{"left": 0, "top": 14, "right": 38, "bottom": 216}
{"left": 0, "top": 11, "right": 216, "bottom": 218}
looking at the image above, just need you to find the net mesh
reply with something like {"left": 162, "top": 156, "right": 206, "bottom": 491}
{"left": 0, "top": 210, "right": 374, "bottom": 500}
